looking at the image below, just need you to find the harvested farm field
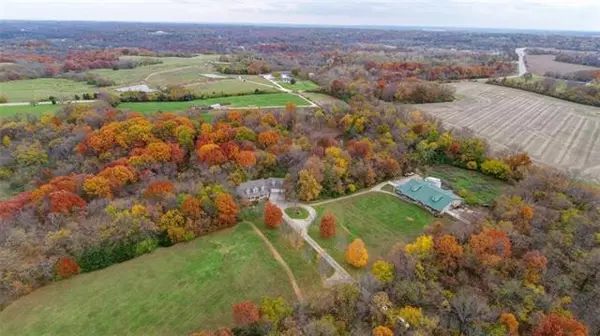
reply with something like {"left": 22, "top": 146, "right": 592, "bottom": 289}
{"left": 526, "top": 54, "right": 600, "bottom": 76}
{"left": 415, "top": 82, "right": 600, "bottom": 183}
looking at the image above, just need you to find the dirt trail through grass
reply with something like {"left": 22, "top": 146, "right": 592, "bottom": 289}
{"left": 247, "top": 222, "right": 304, "bottom": 302}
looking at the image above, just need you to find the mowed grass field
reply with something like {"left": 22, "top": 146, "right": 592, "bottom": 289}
{"left": 424, "top": 165, "right": 510, "bottom": 205}
{"left": 0, "top": 103, "right": 62, "bottom": 116}
{"left": 0, "top": 78, "right": 97, "bottom": 102}
{"left": 278, "top": 79, "right": 320, "bottom": 91}
{"left": 119, "top": 93, "right": 308, "bottom": 113}
{"left": 188, "top": 79, "right": 278, "bottom": 95}
{"left": 308, "top": 192, "right": 436, "bottom": 271}
{"left": 0, "top": 224, "right": 298, "bottom": 335}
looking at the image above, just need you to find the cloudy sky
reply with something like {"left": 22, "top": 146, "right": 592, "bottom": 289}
{"left": 1, "top": 0, "right": 599, "bottom": 31}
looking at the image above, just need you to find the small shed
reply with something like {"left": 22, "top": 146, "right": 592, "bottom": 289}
{"left": 396, "top": 178, "right": 462, "bottom": 214}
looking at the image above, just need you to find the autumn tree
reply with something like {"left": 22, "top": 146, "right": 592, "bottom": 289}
{"left": 235, "top": 150, "right": 257, "bottom": 168}
{"left": 405, "top": 235, "right": 434, "bottom": 258}
{"left": 434, "top": 234, "right": 464, "bottom": 270}
{"left": 83, "top": 176, "right": 112, "bottom": 198}
{"left": 215, "top": 192, "right": 239, "bottom": 225}
{"left": 481, "top": 159, "right": 512, "bottom": 180}
{"left": 345, "top": 239, "right": 368, "bottom": 268}
{"left": 232, "top": 301, "right": 260, "bottom": 325}
{"left": 523, "top": 250, "right": 548, "bottom": 284}
{"left": 499, "top": 313, "right": 519, "bottom": 336}
{"left": 144, "top": 181, "right": 175, "bottom": 199}
{"left": 55, "top": 256, "right": 80, "bottom": 279}
{"left": 373, "top": 326, "right": 393, "bottom": 336}
{"left": 319, "top": 213, "right": 336, "bottom": 238}
{"left": 264, "top": 202, "right": 283, "bottom": 229}
{"left": 198, "top": 144, "right": 227, "bottom": 166}
{"left": 533, "top": 313, "right": 588, "bottom": 336}
{"left": 257, "top": 130, "right": 279, "bottom": 148}
{"left": 181, "top": 196, "right": 204, "bottom": 220}
{"left": 49, "top": 190, "right": 86, "bottom": 214}
{"left": 469, "top": 228, "right": 511, "bottom": 265}
{"left": 371, "top": 260, "right": 394, "bottom": 283}
{"left": 298, "top": 169, "right": 322, "bottom": 201}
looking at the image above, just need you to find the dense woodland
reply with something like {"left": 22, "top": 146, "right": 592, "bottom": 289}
{"left": 555, "top": 52, "right": 600, "bottom": 68}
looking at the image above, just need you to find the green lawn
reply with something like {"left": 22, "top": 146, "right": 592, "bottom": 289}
{"left": 308, "top": 192, "right": 436, "bottom": 272}
{"left": 0, "top": 104, "right": 62, "bottom": 117}
{"left": 381, "top": 183, "right": 396, "bottom": 193}
{"left": 119, "top": 93, "right": 308, "bottom": 113}
{"left": 278, "top": 79, "right": 320, "bottom": 91}
{"left": 285, "top": 207, "right": 310, "bottom": 219}
{"left": 0, "top": 224, "right": 296, "bottom": 335}
{"left": 188, "top": 79, "right": 278, "bottom": 96}
{"left": 302, "top": 92, "right": 348, "bottom": 108}
{"left": 423, "top": 165, "right": 510, "bottom": 206}
{"left": 0, "top": 78, "right": 97, "bottom": 102}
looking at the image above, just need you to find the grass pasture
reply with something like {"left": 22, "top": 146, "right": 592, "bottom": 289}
{"left": 0, "top": 103, "right": 62, "bottom": 117}
{"left": 424, "top": 165, "right": 510, "bottom": 206}
{"left": 119, "top": 93, "right": 309, "bottom": 113}
{"left": 0, "top": 224, "right": 298, "bottom": 335}
{"left": 0, "top": 78, "right": 97, "bottom": 102}
{"left": 285, "top": 207, "right": 310, "bottom": 219}
{"left": 308, "top": 192, "right": 436, "bottom": 272}
{"left": 188, "top": 79, "right": 278, "bottom": 96}
{"left": 278, "top": 79, "right": 320, "bottom": 91}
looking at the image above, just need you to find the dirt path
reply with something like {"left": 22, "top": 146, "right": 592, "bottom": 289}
{"left": 247, "top": 222, "right": 304, "bottom": 302}
{"left": 309, "top": 188, "right": 376, "bottom": 207}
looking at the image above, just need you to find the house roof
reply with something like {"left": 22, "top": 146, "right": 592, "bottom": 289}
{"left": 235, "top": 178, "right": 284, "bottom": 197}
{"left": 396, "top": 178, "right": 461, "bottom": 212}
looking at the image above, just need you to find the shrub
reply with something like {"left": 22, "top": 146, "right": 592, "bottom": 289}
{"left": 371, "top": 260, "right": 394, "bottom": 283}
{"left": 232, "top": 301, "right": 260, "bottom": 325}
{"left": 135, "top": 238, "right": 159, "bottom": 256}
{"left": 264, "top": 202, "right": 283, "bottom": 229}
{"left": 77, "top": 240, "right": 137, "bottom": 272}
{"left": 55, "top": 256, "right": 80, "bottom": 279}
{"left": 373, "top": 326, "right": 393, "bottom": 336}
{"left": 481, "top": 159, "right": 511, "bottom": 180}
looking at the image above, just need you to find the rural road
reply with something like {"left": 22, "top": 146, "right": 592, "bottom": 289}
{"left": 516, "top": 47, "right": 528, "bottom": 76}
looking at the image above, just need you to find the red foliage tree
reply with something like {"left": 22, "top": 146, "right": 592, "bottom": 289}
{"left": 469, "top": 229, "right": 511, "bottom": 265}
{"left": 320, "top": 213, "right": 336, "bottom": 238}
{"left": 232, "top": 301, "right": 260, "bottom": 325}
{"left": 181, "top": 196, "right": 204, "bottom": 219}
{"left": 198, "top": 144, "right": 228, "bottom": 166}
{"left": 235, "top": 151, "right": 257, "bottom": 168}
{"left": 264, "top": 202, "right": 283, "bottom": 229}
{"left": 49, "top": 190, "right": 86, "bottom": 214}
{"left": 55, "top": 256, "right": 80, "bottom": 279}
{"left": 533, "top": 313, "right": 588, "bottom": 336}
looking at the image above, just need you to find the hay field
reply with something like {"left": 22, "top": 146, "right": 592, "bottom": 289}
{"left": 416, "top": 82, "right": 600, "bottom": 183}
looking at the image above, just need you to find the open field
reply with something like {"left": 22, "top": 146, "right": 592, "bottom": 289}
{"left": 285, "top": 207, "right": 310, "bottom": 219}
{"left": 0, "top": 223, "right": 299, "bottom": 335}
{"left": 423, "top": 165, "right": 510, "bottom": 205}
{"left": 0, "top": 78, "right": 97, "bottom": 102}
{"left": 0, "top": 103, "right": 62, "bottom": 117}
{"left": 415, "top": 82, "right": 600, "bottom": 183}
{"left": 308, "top": 192, "right": 436, "bottom": 272}
{"left": 303, "top": 92, "right": 349, "bottom": 108}
{"left": 90, "top": 55, "right": 219, "bottom": 86}
{"left": 277, "top": 79, "right": 320, "bottom": 91}
{"left": 119, "top": 93, "right": 309, "bottom": 113}
{"left": 187, "top": 79, "right": 278, "bottom": 95}
{"left": 526, "top": 54, "right": 600, "bottom": 76}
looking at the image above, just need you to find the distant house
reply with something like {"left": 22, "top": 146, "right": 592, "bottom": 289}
{"left": 236, "top": 178, "right": 284, "bottom": 201}
{"left": 395, "top": 178, "right": 462, "bottom": 215}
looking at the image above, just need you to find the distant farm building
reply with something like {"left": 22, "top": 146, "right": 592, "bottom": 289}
{"left": 236, "top": 178, "right": 284, "bottom": 201}
{"left": 395, "top": 178, "right": 462, "bottom": 215}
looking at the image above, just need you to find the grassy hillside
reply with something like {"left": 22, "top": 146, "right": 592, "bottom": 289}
{"left": 0, "top": 223, "right": 297, "bottom": 335}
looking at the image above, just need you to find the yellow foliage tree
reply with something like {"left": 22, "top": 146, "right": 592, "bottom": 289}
{"left": 397, "top": 306, "right": 423, "bottom": 327}
{"left": 298, "top": 169, "right": 322, "bottom": 201}
{"left": 345, "top": 239, "right": 369, "bottom": 268}
{"left": 83, "top": 176, "right": 112, "bottom": 198}
{"left": 371, "top": 260, "right": 394, "bottom": 283}
{"left": 405, "top": 235, "right": 434, "bottom": 258}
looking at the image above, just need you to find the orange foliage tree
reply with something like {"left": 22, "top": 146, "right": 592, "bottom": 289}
{"left": 499, "top": 313, "right": 519, "bottom": 336}
{"left": 235, "top": 150, "right": 257, "bottom": 168}
{"left": 345, "top": 239, "right": 369, "bottom": 268}
{"left": 97, "top": 165, "right": 136, "bottom": 191}
{"left": 532, "top": 313, "right": 588, "bottom": 336}
{"left": 144, "top": 181, "right": 175, "bottom": 199}
{"left": 373, "top": 326, "right": 393, "bottom": 336}
{"left": 257, "top": 130, "right": 280, "bottom": 148}
{"left": 214, "top": 192, "right": 239, "bottom": 225}
{"left": 198, "top": 144, "right": 227, "bottom": 166}
{"left": 55, "top": 256, "right": 80, "bottom": 279}
{"left": 232, "top": 301, "right": 260, "bottom": 325}
{"left": 434, "top": 234, "right": 464, "bottom": 270}
{"left": 320, "top": 213, "right": 336, "bottom": 239}
{"left": 145, "top": 141, "right": 172, "bottom": 162}
{"left": 181, "top": 196, "right": 204, "bottom": 220}
{"left": 469, "top": 228, "right": 511, "bottom": 265}
{"left": 83, "top": 176, "right": 112, "bottom": 198}
{"left": 264, "top": 201, "right": 283, "bottom": 229}
{"left": 523, "top": 250, "right": 548, "bottom": 284}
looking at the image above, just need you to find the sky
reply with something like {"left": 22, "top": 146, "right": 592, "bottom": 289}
{"left": 1, "top": 0, "right": 599, "bottom": 32}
